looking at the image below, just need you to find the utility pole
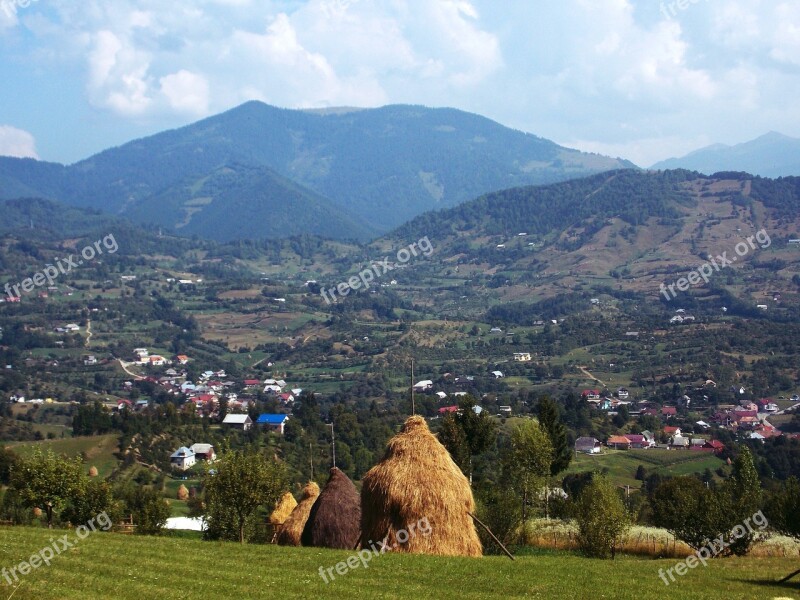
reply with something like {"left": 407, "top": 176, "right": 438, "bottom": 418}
{"left": 411, "top": 358, "right": 415, "bottom": 415}
{"left": 329, "top": 423, "right": 336, "bottom": 468}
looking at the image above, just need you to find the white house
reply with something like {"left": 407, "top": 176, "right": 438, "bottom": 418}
{"left": 222, "top": 414, "right": 253, "bottom": 431}
{"left": 413, "top": 380, "right": 433, "bottom": 391}
{"left": 170, "top": 447, "right": 196, "bottom": 471}
{"left": 513, "top": 352, "right": 532, "bottom": 362}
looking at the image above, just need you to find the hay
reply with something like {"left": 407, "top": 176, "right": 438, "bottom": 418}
{"left": 301, "top": 467, "right": 361, "bottom": 549}
{"left": 270, "top": 491, "right": 298, "bottom": 526}
{"left": 360, "top": 415, "right": 482, "bottom": 557}
{"left": 276, "top": 482, "right": 320, "bottom": 546}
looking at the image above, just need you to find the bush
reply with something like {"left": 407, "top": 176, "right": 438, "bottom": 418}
{"left": 475, "top": 486, "right": 522, "bottom": 553}
{"left": 574, "top": 476, "right": 630, "bottom": 559}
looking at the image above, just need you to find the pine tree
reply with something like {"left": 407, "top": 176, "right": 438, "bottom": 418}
{"left": 537, "top": 396, "right": 571, "bottom": 476}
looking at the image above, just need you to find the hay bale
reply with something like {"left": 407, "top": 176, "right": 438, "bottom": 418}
{"left": 276, "top": 482, "right": 320, "bottom": 546}
{"left": 270, "top": 491, "right": 298, "bottom": 526}
{"left": 301, "top": 467, "right": 361, "bottom": 549}
{"left": 361, "top": 415, "right": 482, "bottom": 557}
{"left": 88, "top": 466, "right": 98, "bottom": 477}
{"left": 177, "top": 484, "right": 189, "bottom": 501}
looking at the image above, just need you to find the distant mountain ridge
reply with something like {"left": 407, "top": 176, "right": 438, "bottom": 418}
{"left": 651, "top": 132, "right": 800, "bottom": 178}
{"left": 0, "top": 102, "right": 635, "bottom": 241}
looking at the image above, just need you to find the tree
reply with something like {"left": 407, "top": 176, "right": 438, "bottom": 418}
{"left": 203, "top": 449, "right": 288, "bottom": 543}
{"left": 574, "top": 476, "right": 630, "bottom": 559}
{"left": 10, "top": 448, "right": 86, "bottom": 528}
{"left": 439, "top": 412, "right": 470, "bottom": 473}
{"left": 724, "top": 447, "right": 762, "bottom": 555}
{"left": 766, "top": 477, "right": 800, "bottom": 582}
{"left": 63, "top": 478, "right": 117, "bottom": 527}
{"left": 119, "top": 485, "right": 171, "bottom": 535}
{"left": 502, "top": 420, "right": 553, "bottom": 521}
{"left": 537, "top": 396, "right": 571, "bottom": 476}
{"left": 650, "top": 477, "right": 727, "bottom": 552}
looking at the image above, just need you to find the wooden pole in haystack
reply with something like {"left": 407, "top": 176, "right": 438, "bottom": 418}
{"left": 468, "top": 512, "right": 515, "bottom": 561}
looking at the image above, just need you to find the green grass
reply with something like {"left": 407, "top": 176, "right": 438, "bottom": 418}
{"left": 565, "top": 449, "right": 727, "bottom": 490}
{"left": 1, "top": 526, "right": 799, "bottom": 599}
{"left": 7, "top": 434, "right": 121, "bottom": 477}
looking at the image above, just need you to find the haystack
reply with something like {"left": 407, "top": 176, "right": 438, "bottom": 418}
{"left": 301, "top": 467, "right": 361, "bottom": 549}
{"left": 270, "top": 491, "right": 298, "bottom": 526}
{"left": 360, "top": 415, "right": 482, "bottom": 557}
{"left": 276, "top": 482, "right": 319, "bottom": 546}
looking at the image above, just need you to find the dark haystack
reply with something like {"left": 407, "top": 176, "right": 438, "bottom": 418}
{"left": 360, "top": 415, "right": 482, "bottom": 557}
{"left": 270, "top": 491, "right": 298, "bottom": 526}
{"left": 276, "top": 481, "right": 319, "bottom": 546}
{"left": 301, "top": 467, "right": 361, "bottom": 549}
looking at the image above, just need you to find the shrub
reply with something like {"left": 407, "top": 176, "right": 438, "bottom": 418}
{"left": 574, "top": 476, "right": 630, "bottom": 559}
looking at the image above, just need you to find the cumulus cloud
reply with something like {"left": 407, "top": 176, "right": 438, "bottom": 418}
{"left": 1, "top": 0, "right": 798, "bottom": 164}
{"left": 0, "top": 126, "right": 39, "bottom": 159}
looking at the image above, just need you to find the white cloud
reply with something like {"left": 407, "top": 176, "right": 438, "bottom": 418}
{"left": 160, "top": 70, "right": 210, "bottom": 115}
{"left": 0, "top": 126, "right": 39, "bottom": 159}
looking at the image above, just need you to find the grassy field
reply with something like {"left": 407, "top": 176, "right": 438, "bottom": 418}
{"left": 7, "top": 434, "right": 121, "bottom": 477}
{"left": 1, "top": 526, "right": 798, "bottom": 600}
{"left": 565, "top": 449, "right": 727, "bottom": 489}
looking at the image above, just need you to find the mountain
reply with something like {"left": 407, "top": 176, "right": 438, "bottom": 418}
{"left": 651, "top": 132, "right": 800, "bottom": 177}
{"left": 0, "top": 102, "right": 635, "bottom": 240}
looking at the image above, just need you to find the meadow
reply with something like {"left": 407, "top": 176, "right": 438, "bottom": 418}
{"left": 1, "top": 526, "right": 799, "bottom": 600}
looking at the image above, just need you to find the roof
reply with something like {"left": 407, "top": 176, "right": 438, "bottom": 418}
{"left": 256, "top": 414, "right": 289, "bottom": 425}
{"left": 624, "top": 435, "right": 646, "bottom": 443}
{"left": 190, "top": 443, "right": 214, "bottom": 454}
{"left": 575, "top": 437, "right": 600, "bottom": 446}
{"left": 661, "top": 407, "right": 678, "bottom": 415}
{"left": 438, "top": 405, "right": 459, "bottom": 414}
{"left": 664, "top": 426, "right": 681, "bottom": 433}
{"left": 607, "top": 436, "right": 631, "bottom": 445}
{"left": 222, "top": 414, "right": 251, "bottom": 424}
{"left": 171, "top": 446, "right": 194, "bottom": 458}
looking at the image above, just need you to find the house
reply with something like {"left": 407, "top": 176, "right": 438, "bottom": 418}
{"left": 83, "top": 355, "right": 97, "bottom": 366}
{"left": 491, "top": 371, "right": 504, "bottom": 379}
{"left": 575, "top": 437, "right": 602, "bottom": 454}
{"left": 149, "top": 355, "right": 167, "bottom": 366}
{"left": 438, "top": 405, "right": 459, "bottom": 415}
{"left": 671, "top": 435, "right": 690, "bottom": 449}
{"left": 664, "top": 426, "right": 682, "bottom": 436}
{"left": 670, "top": 316, "right": 684, "bottom": 324}
{"left": 170, "top": 447, "right": 196, "bottom": 471}
{"left": 582, "top": 390, "right": 601, "bottom": 401}
{"left": 498, "top": 406, "right": 512, "bottom": 415}
{"left": 222, "top": 414, "right": 253, "bottom": 431}
{"left": 435, "top": 391, "right": 448, "bottom": 400}
{"left": 413, "top": 380, "right": 433, "bottom": 392}
{"left": 190, "top": 443, "right": 216, "bottom": 462}
{"left": 617, "top": 388, "right": 630, "bottom": 400}
{"left": 133, "top": 348, "right": 149, "bottom": 361}
{"left": 661, "top": 406, "right": 677, "bottom": 418}
{"left": 256, "top": 414, "right": 289, "bottom": 435}
{"left": 175, "top": 355, "right": 190, "bottom": 365}
{"left": 607, "top": 435, "right": 631, "bottom": 450}
{"left": 513, "top": 352, "right": 532, "bottom": 362}
{"left": 278, "top": 393, "right": 295, "bottom": 404}
{"left": 243, "top": 379, "right": 262, "bottom": 388}
{"left": 623, "top": 434, "right": 653, "bottom": 449}
{"left": 704, "top": 440, "right": 725, "bottom": 453}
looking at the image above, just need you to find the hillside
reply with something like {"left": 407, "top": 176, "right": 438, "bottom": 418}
{"left": 651, "top": 132, "right": 800, "bottom": 178}
{"left": 0, "top": 102, "right": 635, "bottom": 239}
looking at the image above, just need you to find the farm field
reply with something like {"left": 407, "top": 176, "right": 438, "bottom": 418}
{"left": 1, "top": 527, "right": 798, "bottom": 600}
{"left": 7, "top": 434, "right": 121, "bottom": 477}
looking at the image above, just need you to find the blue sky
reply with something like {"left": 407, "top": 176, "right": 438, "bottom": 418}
{"left": 1, "top": 0, "right": 798, "bottom": 166}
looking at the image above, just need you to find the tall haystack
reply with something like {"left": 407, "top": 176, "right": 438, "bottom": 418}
{"left": 270, "top": 491, "right": 298, "bottom": 526}
{"left": 360, "top": 415, "right": 482, "bottom": 557}
{"left": 276, "top": 482, "right": 320, "bottom": 546}
{"left": 301, "top": 467, "right": 361, "bottom": 549}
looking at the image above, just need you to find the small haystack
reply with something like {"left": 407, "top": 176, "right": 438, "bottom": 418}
{"left": 301, "top": 467, "right": 361, "bottom": 549}
{"left": 177, "top": 484, "right": 189, "bottom": 501}
{"left": 270, "top": 491, "right": 298, "bottom": 526}
{"left": 360, "top": 415, "right": 482, "bottom": 557}
{"left": 276, "top": 482, "right": 320, "bottom": 546}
